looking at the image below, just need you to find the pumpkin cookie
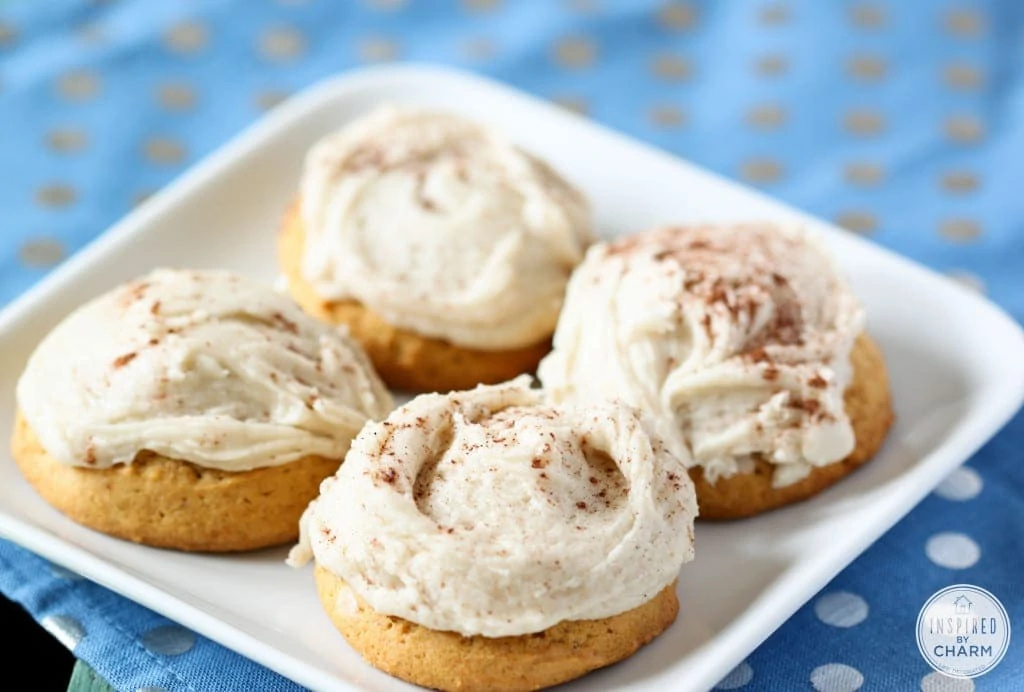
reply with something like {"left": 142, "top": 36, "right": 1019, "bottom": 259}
{"left": 689, "top": 334, "right": 893, "bottom": 519}
{"left": 12, "top": 269, "right": 392, "bottom": 551}
{"left": 12, "top": 413, "right": 342, "bottom": 552}
{"left": 314, "top": 567, "right": 679, "bottom": 692}
{"left": 278, "top": 106, "right": 593, "bottom": 392}
{"left": 289, "top": 378, "right": 697, "bottom": 690}
{"left": 279, "top": 201, "right": 552, "bottom": 392}
{"left": 540, "top": 224, "right": 894, "bottom": 519}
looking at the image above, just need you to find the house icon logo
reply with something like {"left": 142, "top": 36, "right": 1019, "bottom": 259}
{"left": 917, "top": 584, "right": 1011, "bottom": 678}
{"left": 954, "top": 595, "right": 973, "bottom": 615}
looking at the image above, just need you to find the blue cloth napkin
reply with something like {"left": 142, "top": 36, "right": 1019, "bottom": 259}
{"left": 1, "top": 1, "right": 1021, "bottom": 690}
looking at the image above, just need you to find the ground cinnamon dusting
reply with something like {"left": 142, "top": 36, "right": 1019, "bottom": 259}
{"left": 706, "top": 279, "right": 729, "bottom": 308}
{"left": 746, "top": 347, "right": 771, "bottom": 363}
{"left": 790, "top": 398, "right": 821, "bottom": 415}
{"left": 272, "top": 312, "right": 299, "bottom": 334}
{"left": 112, "top": 352, "right": 137, "bottom": 368}
{"left": 700, "top": 313, "right": 713, "bottom": 338}
{"left": 120, "top": 281, "right": 150, "bottom": 308}
{"left": 375, "top": 467, "right": 398, "bottom": 485}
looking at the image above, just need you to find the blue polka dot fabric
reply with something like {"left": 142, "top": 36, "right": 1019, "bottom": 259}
{"left": 0, "top": 1, "right": 1022, "bottom": 690}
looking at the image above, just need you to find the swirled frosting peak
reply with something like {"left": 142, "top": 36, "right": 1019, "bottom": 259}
{"left": 290, "top": 377, "right": 696, "bottom": 637}
{"left": 298, "top": 106, "right": 593, "bottom": 350}
{"left": 16, "top": 269, "right": 393, "bottom": 471}
{"left": 538, "top": 225, "right": 866, "bottom": 488}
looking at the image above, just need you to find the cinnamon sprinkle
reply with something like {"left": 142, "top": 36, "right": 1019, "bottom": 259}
{"left": 746, "top": 347, "right": 772, "bottom": 363}
{"left": 700, "top": 313, "right": 713, "bottom": 338}
{"left": 119, "top": 281, "right": 150, "bottom": 308}
{"left": 790, "top": 398, "right": 821, "bottom": 415}
{"left": 112, "top": 352, "right": 137, "bottom": 368}
{"left": 271, "top": 311, "right": 299, "bottom": 335}
{"left": 375, "top": 467, "right": 398, "bottom": 485}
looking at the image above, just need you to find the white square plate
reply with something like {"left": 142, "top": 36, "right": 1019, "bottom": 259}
{"left": 2, "top": 65, "right": 1023, "bottom": 692}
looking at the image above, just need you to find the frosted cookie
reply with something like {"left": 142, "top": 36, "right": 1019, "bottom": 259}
{"left": 539, "top": 225, "right": 894, "bottom": 519}
{"left": 278, "top": 106, "right": 593, "bottom": 392}
{"left": 289, "top": 378, "right": 696, "bottom": 691}
{"left": 12, "top": 269, "right": 393, "bottom": 551}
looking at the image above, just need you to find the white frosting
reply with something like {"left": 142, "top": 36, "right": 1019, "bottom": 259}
{"left": 16, "top": 269, "right": 393, "bottom": 471}
{"left": 298, "top": 106, "right": 593, "bottom": 350}
{"left": 538, "top": 225, "right": 866, "bottom": 488}
{"left": 290, "top": 377, "right": 696, "bottom": 637}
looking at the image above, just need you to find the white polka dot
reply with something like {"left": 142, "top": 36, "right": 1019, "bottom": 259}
{"left": 142, "top": 625, "right": 195, "bottom": 655}
{"left": 926, "top": 533, "right": 980, "bottom": 569}
{"left": 715, "top": 660, "right": 753, "bottom": 689}
{"left": 814, "top": 591, "right": 869, "bottom": 628}
{"left": 259, "top": 26, "right": 306, "bottom": 61}
{"left": 41, "top": 614, "right": 85, "bottom": 650}
{"left": 811, "top": 663, "right": 864, "bottom": 692}
{"left": 934, "top": 466, "right": 983, "bottom": 501}
{"left": 921, "top": 671, "right": 975, "bottom": 691}
{"left": 20, "top": 238, "right": 67, "bottom": 268}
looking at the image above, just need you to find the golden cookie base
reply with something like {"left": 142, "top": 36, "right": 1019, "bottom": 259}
{"left": 11, "top": 412, "right": 341, "bottom": 552}
{"left": 314, "top": 564, "right": 679, "bottom": 692}
{"left": 691, "top": 334, "right": 894, "bottom": 519}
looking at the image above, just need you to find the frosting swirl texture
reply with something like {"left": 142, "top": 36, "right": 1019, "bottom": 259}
{"left": 538, "top": 225, "right": 866, "bottom": 488}
{"left": 298, "top": 106, "right": 592, "bottom": 349}
{"left": 16, "top": 269, "right": 393, "bottom": 471}
{"left": 291, "top": 377, "right": 696, "bottom": 637}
